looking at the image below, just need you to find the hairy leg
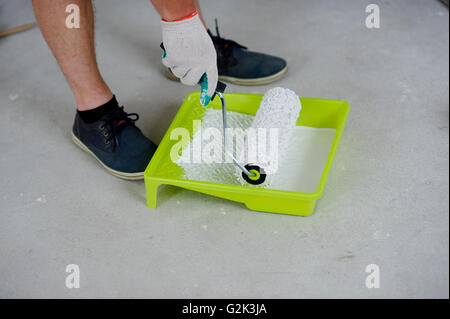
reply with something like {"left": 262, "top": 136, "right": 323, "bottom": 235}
{"left": 32, "top": 0, "right": 112, "bottom": 111}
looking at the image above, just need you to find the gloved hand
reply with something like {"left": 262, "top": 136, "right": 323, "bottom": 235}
{"left": 160, "top": 12, "right": 218, "bottom": 106}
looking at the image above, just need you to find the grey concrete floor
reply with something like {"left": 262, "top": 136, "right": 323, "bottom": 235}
{"left": 0, "top": 0, "right": 448, "bottom": 298}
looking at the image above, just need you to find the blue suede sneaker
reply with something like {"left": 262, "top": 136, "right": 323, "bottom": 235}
{"left": 72, "top": 106, "right": 157, "bottom": 180}
{"left": 166, "top": 20, "right": 288, "bottom": 86}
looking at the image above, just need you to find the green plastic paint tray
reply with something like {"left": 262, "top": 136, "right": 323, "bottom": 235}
{"left": 144, "top": 92, "right": 349, "bottom": 216}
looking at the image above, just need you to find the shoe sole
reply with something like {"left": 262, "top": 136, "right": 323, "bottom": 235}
{"left": 71, "top": 132, "right": 144, "bottom": 180}
{"left": 166, "top": 65, "right": 288, "bottom": 86}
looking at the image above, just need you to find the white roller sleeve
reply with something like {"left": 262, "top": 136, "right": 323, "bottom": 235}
{"left": 236, "top": 87, "right": 302, "bottom": 186}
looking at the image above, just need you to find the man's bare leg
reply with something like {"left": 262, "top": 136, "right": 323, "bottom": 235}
{"left": 33, "top": 0, "right": 157, "bottom": 180}
{"left": 32, "top": 0, "right": 112, "bottom": 111}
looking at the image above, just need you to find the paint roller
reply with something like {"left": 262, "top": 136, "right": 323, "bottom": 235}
{"left": 213, "top": 83, "right": 302, "bottom": 186}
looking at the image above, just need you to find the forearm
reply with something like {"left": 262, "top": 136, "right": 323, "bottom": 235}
{"left": 150, "top": 0, "right": 196, "bottom": 21}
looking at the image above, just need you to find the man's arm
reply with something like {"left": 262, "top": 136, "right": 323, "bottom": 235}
{"left": 150, "top": 0, "right": 218, "bottom": 106}
{"left": 150, "top": 0, "right": 196, "bottom": 21}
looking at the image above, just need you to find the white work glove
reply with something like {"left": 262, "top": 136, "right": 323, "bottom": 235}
{"left": 160, "top": 12, "right": 218, "bottom": 106}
